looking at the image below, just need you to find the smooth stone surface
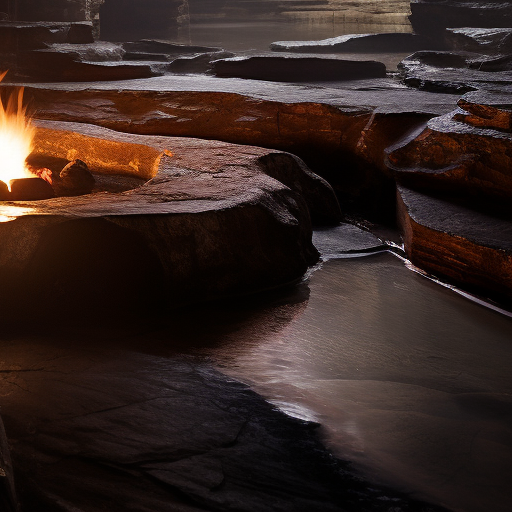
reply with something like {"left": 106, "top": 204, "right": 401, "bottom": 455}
{"left": 397, "top": 185, "right": 512, "bottom": 303}
{"left": 398, "top": 50, "right": 512, "bottom": 93}
{"left": 122, "top": 39, "right": 223, "bottom": 55}
{"left": 0, "top": 120, "right": 339, "bottom": 319}
{"left": 212, "top": 55, "right": 387, "bottom": 82}
{"left": 270, "top": 33, "right": 440, "bottom": 53}
{"left": 312, "top": 223, "right": 385, "bottom": 258}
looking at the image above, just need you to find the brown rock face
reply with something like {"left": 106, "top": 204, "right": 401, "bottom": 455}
{"left": 397, "top": 185, "right": 512, "bottom": 304}
{"left": 11, "top": 78, "right": 457, "bottom": 219}
{"left": 0, "top": 121, "right": 340, "bottom": 319}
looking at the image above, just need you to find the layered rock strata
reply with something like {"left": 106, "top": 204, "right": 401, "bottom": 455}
{"left": 389, "top": 89, "right": 512, "bottom": 303}
{"left": 7, "top": 76, "right": 456, "bottom": 218}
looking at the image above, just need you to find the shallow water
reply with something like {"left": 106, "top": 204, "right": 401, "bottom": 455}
{"left": 187, "top": 252, "right": 512, "bottom": 512}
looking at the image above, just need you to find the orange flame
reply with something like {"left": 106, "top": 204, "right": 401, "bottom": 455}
{"left": 0, "top": 71, "right": 36, "bottom": 190}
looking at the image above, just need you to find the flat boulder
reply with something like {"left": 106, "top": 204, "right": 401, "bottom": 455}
{"left": 0, "top": 120, "right": 341, "bottom": 320}
{"left": 17, "top": 48, "right": 160, "bottom": 81}
{"left": 212, "top": 55, "right": 387, "bottom": 82}
{"left": 270, "top": 32, "right": 440, "bottom": 53}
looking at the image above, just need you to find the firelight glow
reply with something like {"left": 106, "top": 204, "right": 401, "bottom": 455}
{"left": 0, "top": 71, "right": 36, "bottom": 190}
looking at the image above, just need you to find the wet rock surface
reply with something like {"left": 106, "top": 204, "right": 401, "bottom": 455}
{"left": 312, "top": 223, "right": 385, "bottom": 257}
{"left": 398, "top": 50, "right": 512, "bottom": 93}
{"left": 211, "top": 55, "right": 387, "bottom": 82}
{"left": 0, "top": 334, "right": 447, "bottom": 512}
{"left": 389, "top": 89, "right": 512, "bottom": 303}
{"left": 444, "top": 27, "right": 512, "bottom": 54}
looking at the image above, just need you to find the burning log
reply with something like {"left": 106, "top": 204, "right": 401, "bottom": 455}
{"left": 9, "top": 177, "right": 54, "bottom": 201}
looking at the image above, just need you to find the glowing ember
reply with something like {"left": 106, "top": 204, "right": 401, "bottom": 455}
{"left": 0, "top": 71, "right": 36, "bottom": 190}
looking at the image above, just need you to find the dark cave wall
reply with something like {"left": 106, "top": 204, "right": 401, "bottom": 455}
{"left": 99, "top": 0, "right": 189, "bottom": 41}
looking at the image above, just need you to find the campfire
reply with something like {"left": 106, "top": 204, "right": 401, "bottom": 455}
{"left": 0, "top": 71, "right": 95, "bottom": 201}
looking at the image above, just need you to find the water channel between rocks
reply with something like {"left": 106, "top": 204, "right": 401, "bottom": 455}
{"left": 189, "top": 251, "right": 512, "bottom": 512}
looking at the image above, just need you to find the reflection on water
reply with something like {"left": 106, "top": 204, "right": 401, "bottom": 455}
{"left": 179, "top": 252, "right": 512, "bottom": 512}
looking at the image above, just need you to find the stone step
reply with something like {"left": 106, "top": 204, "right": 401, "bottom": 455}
{"left": 397, "top": 184, "right": 512, "bottom": 305}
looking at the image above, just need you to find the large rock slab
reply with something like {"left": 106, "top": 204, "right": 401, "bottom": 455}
{"left": 444, "top": 27, "right": 512, "bottom": 54}
{"left": 397, "top": 185, "right": 512, "bottom": 304}
{"left": 212, "top": 55, "right": 387, "bottom": 82}
{"left": 398, "top": 50, "right": 512, "bottom": 93}
{"left": 270, "top": 32, "right": 440, "bottom": 53}
{"left": 5, "top": 75, "right": 457, "bottom": 217}
{"left": 17, "top": 48, "right": 160, "bottom": 81}
{"left": 0, "top": 120, "right": 340, "bottom": 320}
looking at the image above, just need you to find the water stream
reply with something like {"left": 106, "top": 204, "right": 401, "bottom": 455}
{"left": 178, "top": 251, "right": 512, "bottom": 512}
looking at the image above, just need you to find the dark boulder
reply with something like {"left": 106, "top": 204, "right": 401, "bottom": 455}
{"left": 9, "top": 177, "right": 55, "bottom": 201}
{"left": 212, "top": 55, "right": 387, "bottom": 82}
{"left": 57, "top": 158, "right": 95, "bottom": 196}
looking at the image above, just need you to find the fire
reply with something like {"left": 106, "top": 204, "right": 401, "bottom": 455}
{"left": 0, "top": 71, "right": 36, "bottom": 190}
